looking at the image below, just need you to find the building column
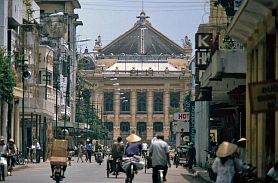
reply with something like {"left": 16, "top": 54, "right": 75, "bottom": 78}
{"left": 147, "top": 89, "right": 153, "bottom": 140}
{"left": 114, "top": 90, "right": 120, "bottom": 138}
{"left": 14, "top": 100, "right": 20, "bottom": 148}
{"left": 163, "top": 90, "right": 170, "bottom": 140}
{"left": 246, "top": 50, "right": 252, "bottom": 164}
{"left": 195, "top": 101, "right": 209, "bottom": 167}
{"left": 257, "top": 42, "right": 266, "bottom": 177}
{"left": 275, "top": 23, "right": 278, "bottom": 163}
{"left": 179, "top": 91, "right": 185, "bottom": 112}
{"left": 131, "top": 90, "right": 137, "bottom": 132}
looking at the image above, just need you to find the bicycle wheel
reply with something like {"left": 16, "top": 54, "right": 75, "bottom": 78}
{"left": 144, "top": 158, "right": 147, "bottom": 173}
{"left": 158, "top": 169, "right": 163, "bottom": 183}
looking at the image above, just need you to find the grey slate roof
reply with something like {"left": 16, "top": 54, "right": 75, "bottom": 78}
{"left": 101, "top": 12, "right": 185, "bottom": 56}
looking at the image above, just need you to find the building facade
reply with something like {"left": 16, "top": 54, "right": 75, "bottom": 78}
{"left": 80, "top": 12, "right": 192, "bottom": 144}
{"left": 228, "top": 0, "right": 278, "bottom": 178}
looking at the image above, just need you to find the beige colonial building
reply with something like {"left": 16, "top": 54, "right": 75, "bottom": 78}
{"left": 80, "top": 12, "right": 192, "bottom": 143}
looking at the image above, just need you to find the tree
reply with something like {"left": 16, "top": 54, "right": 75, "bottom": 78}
{"left": 0, "top": 49, "right": 16, "bottom": 103}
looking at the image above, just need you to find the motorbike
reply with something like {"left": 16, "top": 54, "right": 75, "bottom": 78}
{"left": 95, "top": 150, "right": 103, "bottom": 165}
{"left": 52, "top": 165, "right": 64, "bottom": 183}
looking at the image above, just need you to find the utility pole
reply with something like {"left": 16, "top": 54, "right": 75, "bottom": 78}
{"left": 20, "top": 56, "right": 30, "bottom": 158}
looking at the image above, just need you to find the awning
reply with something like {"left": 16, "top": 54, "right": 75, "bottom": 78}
{"left": 228, "top": 0, "right": 277, "bottom": 44}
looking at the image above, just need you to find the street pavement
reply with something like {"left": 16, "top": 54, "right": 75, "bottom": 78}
{"left": 6, "top": 157, "right": 208, "bottom": 183}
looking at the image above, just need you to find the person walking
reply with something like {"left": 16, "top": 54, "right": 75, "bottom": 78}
{"left": 0, "top": 136, "right": 5, "bottom": 155}
{"left": 187, "top": 142, "right": 196, "bottom": 170}
{"left": 86, "top": 139, "right": 93, "bottom": 163}
{"left": 149, "top": 132, "right": 171, "bottom": 182}
{"left": 34, "top": 139, "right": 41, "bottom": 163}
{"left": 111, "top": 136, "right": 125, "bottom": 175}
{"left": 212, "top": 141, "right": 242, "bottom": 183}
{"left": 77, "top": 142, "right": 84, "bottom": 163}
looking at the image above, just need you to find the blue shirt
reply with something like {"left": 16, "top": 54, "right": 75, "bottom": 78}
{"left": 124, "top": 142, "right": 142, "bottom": 157}
{"left": 86, "top": 143, "right": 93, "bottom": 151}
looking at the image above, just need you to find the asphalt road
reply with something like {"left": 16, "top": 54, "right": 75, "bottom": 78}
{"left": 6, "top": 157, "right": 206, "bottom": 183}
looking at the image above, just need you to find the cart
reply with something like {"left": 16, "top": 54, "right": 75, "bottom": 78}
{"left": 173, "top": 145, "right": 190, "bottom": 168}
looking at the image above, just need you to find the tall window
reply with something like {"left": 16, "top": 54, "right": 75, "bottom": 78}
{"left": 170, "top": 92, "right": 180, "bottom": 108}
{"left": 120, "top": 122, "right": 130, "bottom": 139}
{"left": 153, "top": 122, "right": 163, "bottom": 134}
{"left": 104, "top": 92, "right": 113, "bottom": 112}
{"left": 104, "top": 122, "right": 113, "bottom": 132}
{"left": 121, "top": 92, "right": 130, "bottom": 112}
{"left": 137, "top": 122, "right": 147, "bottom": 140}
{"left": 153, "top": 92, "right": 163, "bottom": 112}
{"left": 137, "top": 92, "right": 146, "bottom": 112}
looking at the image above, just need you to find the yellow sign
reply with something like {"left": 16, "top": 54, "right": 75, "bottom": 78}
{"left": 249, "top": 81, "right": 278, "bottom": 113}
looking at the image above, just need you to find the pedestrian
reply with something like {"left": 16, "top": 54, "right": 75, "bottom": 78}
{"left": 86, "top": 139, "right": 93, "bottom": 163}
{"left": 5, "top": 138, "right": 17, "bottom": 175}
{"left": 149, "top": 132, "right": 171, "bottom": 182}
{"left": 0, "top": 136, "right": 5, "bottom": 155}
{"left": 125, "top": 132, "right": 142, "bottom": 157}
{"left": 77, "top": 142, "right": 84, "bottom": 163}
{"left": 187, "top": 142, "right": 196, "bottom": 170}
{"left": 237, "top": 137, "right": 246, "bottom": 163}
{"left": 34, "top": 139, "right": 41, "bottom": 163}
{"left": 265, "top": 162, "right": 278, "bottom": 183}
{"left": 111, "top": 136, "right": 125, "bottom": 175}
{"left": 212, "top": 141, "right": 242, "bottom": 183}
{"left": 141, "top": 141, "right": 148, "bottom": 158}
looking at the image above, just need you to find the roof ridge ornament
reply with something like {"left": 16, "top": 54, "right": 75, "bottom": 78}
{"left": 136, "top": 11, "right": 150, "bottom": 28}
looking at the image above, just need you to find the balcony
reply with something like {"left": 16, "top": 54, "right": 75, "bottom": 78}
{"left": 200, "top": 49, "right": 246, "bottom": 103}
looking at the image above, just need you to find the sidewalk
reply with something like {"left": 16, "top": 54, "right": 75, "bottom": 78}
{"left": 193, "top": 166, "right": 211, "bottom": 183}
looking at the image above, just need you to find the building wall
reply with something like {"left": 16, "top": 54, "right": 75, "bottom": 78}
{"left": 0, "top": 0, "right": 8, "bottom": 48}
{"left": 244, "top": 10, "right": 277, "bottom": 178}
{"left": 90, "top": 77, "right": 186, "bottom": 142}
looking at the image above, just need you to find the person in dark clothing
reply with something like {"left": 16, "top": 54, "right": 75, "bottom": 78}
{"left": 187, "top": 142, "right": 196, "bottom": 170}
{"left": 111, "top": 136, "right": 125, "bottom": 174}
{"left": 86, "top": 139, "right": 93, "bottom": 163}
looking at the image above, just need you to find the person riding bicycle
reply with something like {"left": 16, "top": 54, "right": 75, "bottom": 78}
{"left": 141, "top": 141, "right": 148, "bottom": 158}
{"left": 94, "top": 141, "right": 102, "bottom": 161}
{"left": 111, "top": 136, "right": 125, "bottom": 175}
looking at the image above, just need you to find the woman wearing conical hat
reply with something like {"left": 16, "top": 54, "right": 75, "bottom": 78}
{"left": 211, "top": 141, "right": 243, "bottom": 183}
{"left": 124, "top": 131, "right": 142, "bottom": 157}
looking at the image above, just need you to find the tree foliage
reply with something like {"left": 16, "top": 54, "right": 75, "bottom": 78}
{"left": 0, "top": 50, "right": 16, "bottom": 103}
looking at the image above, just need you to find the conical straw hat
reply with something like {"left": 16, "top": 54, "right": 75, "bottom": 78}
{"left": 216, "top": 141, "right": 238, "bottom": 157}
{"left": 126, "top": 134, "right": 141, "bottom": 143}
{"left": 237, "top": 137, "right": 246, "bottom": 142}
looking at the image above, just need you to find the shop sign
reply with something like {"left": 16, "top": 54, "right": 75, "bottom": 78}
{"left": 173, "top": 112, "right": 190, "bottom": 121}
{"left": 249, "top": 81, "right": 278, "bottom": 113}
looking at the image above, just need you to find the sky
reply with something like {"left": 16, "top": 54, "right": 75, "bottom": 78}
{"left": 75, "top": 0, "right": 210, "bottom": 52}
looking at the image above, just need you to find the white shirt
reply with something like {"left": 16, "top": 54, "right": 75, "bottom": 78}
{"left": 142, "top": 143, "right": 148, "bottom": 150}
{"left": 36, "top": 142, "right": 41, "bottom": 150}
{"left": 267, "top": 167, "right": 278, "bottom": 181}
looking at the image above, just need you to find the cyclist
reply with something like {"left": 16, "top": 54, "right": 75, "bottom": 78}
{"left": 4, "top": 139, "right": 17, "bottom": 175}
{"left": 111, "top": 136, "right": 125, "bottom": 175}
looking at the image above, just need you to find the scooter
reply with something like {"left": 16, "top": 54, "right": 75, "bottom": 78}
{"left": 52, "top": 165, "right": 64, "bottom": 183}
{"left": 95, "top": 150, "right": 103, "bottom": 165}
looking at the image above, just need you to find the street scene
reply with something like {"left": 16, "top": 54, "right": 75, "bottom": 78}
{"left": 1, "top": 0, "right": 278, "bottom": 183}
{"left": 6, "top": 157, "right": 207, "bottom": 183}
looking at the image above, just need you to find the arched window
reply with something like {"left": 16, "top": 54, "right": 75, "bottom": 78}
{"left": 170, "top": 92, "right": 180, "bottom": 108}
{"left": 153, "top": 122, "right": 163, "bottom": 134}
{"left": 137, "top": 92, "right": 146, "bottom": 112}
{"left": 104, "top": 92, "right": 113, "bottom": 112}
{"left": 153, "top": 92, "right": 163, "bottom": 112}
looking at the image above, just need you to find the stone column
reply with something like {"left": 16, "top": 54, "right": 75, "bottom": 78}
{"left": 131, "top": 90, "right": 137, "bottom": 132}
{"left": 163, "top": 90, "right": 170, "bottom": 140}
{"left": 147, "top": 89, "right": 153, "bottom": 139}
{"left": 14, "top": 100, "right": 20, "bottom": 148}
{"left": 114, "top": 90, "right": 120, "bottom": 138}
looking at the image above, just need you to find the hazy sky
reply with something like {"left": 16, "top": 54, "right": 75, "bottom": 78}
{"left": 75, "top": 0, "right": 210, "bottom": 51}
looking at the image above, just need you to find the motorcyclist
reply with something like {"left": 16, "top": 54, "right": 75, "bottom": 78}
{"left": 94, "top": 141, "right": 102, "bottom": 161}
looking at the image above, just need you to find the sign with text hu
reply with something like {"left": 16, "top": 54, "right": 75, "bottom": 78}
{"left": 174, "top": 112, "right": 190, "bottom": 121}
{"left": 195, "top": 33, "right": 213, "bottom": 49}
{"left": 249, "top": 81, "right": 278, "bottom": 113}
